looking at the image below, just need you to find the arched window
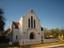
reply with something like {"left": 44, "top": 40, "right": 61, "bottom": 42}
{"left": 30, "top": 32, "right": 34, "bottom": 39}
{"left": 41, "top": 27, "right": 43, "bottom": 31}
{"left": 31, "top": 16, "right": 33, "bottom": 28}
{"left": 28, "top": 19, "right": 30, "bottom": 28}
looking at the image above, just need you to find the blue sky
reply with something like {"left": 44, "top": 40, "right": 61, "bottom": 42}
{"left": 0, "top": 0, "right": 64, "bottom": 30}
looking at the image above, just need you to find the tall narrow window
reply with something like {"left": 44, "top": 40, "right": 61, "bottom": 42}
{"left": 28, "top": 19, "right": 30, "bottom": 28}
{"left": 31, "top": 16, "right": 33, "bottom": 28}
{"left": 16, "top": 35, "right": 18, "bottom": 40}
{"left": 34, "top": 19, "right": 35, "bottom": 28}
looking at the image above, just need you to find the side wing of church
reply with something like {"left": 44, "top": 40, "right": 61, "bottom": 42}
{"left": 10, "top": 9, "right": 43, "bottom": 45}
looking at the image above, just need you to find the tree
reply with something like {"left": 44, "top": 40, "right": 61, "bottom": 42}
{"left": 44, "top": 28, "right": 52, "bottom": 39}
{"left": 0, "top": 8, "right": 9, "bottom": 44}
{"left": 51, "top": 28, "right": 60, "bottom": 38}
{"left": 0, "top": 9, "right": 5, "bottom": 32}
{"left": 61, "top": 29, "right": 64, "bottom": 39}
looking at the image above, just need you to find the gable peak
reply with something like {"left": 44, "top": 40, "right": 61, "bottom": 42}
{"left": 29, "top": 9, "right": 36, "bottom": 15}
{"left": 30, "top": 9, "right": 34, "bottom": 13}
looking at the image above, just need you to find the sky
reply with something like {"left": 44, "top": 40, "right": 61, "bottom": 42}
{"left": 0, "top": 0, "right": 64, "bottom": 30}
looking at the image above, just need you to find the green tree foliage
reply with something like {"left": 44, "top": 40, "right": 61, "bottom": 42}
{"left": 44, "top": 28, "right": 52, "bottom": 39}
{"left": 51, "top": 28, "right": 60, "bottom": 38}
{"left": 44, "top": 28, "right": 63, "bottom": 39}
{"left": 0, "top": 9, "right": 5, "bottom": 32}
{"left": 61, "top": 29, "right": 64, "bottom": 39}
{"left": 0, "top": 9, "right": 9, "bottom": 44}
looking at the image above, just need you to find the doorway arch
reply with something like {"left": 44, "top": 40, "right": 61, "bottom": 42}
{"left": 30, "top": 32, "right": 34, "bottom": 39}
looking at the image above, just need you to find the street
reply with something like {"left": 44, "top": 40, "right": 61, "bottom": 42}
{"left": 1, "top": 43, "right": 64, "bottom": 48}
{"left": 50, "top": 46, "right": 64, "bottom": 48}
{"left": 32, "top": 44, "right": 64, "bottom": 48}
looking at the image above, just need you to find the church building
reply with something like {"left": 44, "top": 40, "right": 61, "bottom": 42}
{"left": 10, "top": 9, "right": 43, "bottom": 45}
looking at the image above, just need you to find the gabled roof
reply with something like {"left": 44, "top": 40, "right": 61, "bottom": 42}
{"left": 4, "top": 28, "right": 12, "bottom": 35}
{"left": 12, "top": 21, "right": 19, "bottom": 29}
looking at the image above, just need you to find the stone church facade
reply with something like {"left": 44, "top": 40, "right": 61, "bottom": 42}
{"left": 10, "top": 9, "right": 43, "bottom": 45}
